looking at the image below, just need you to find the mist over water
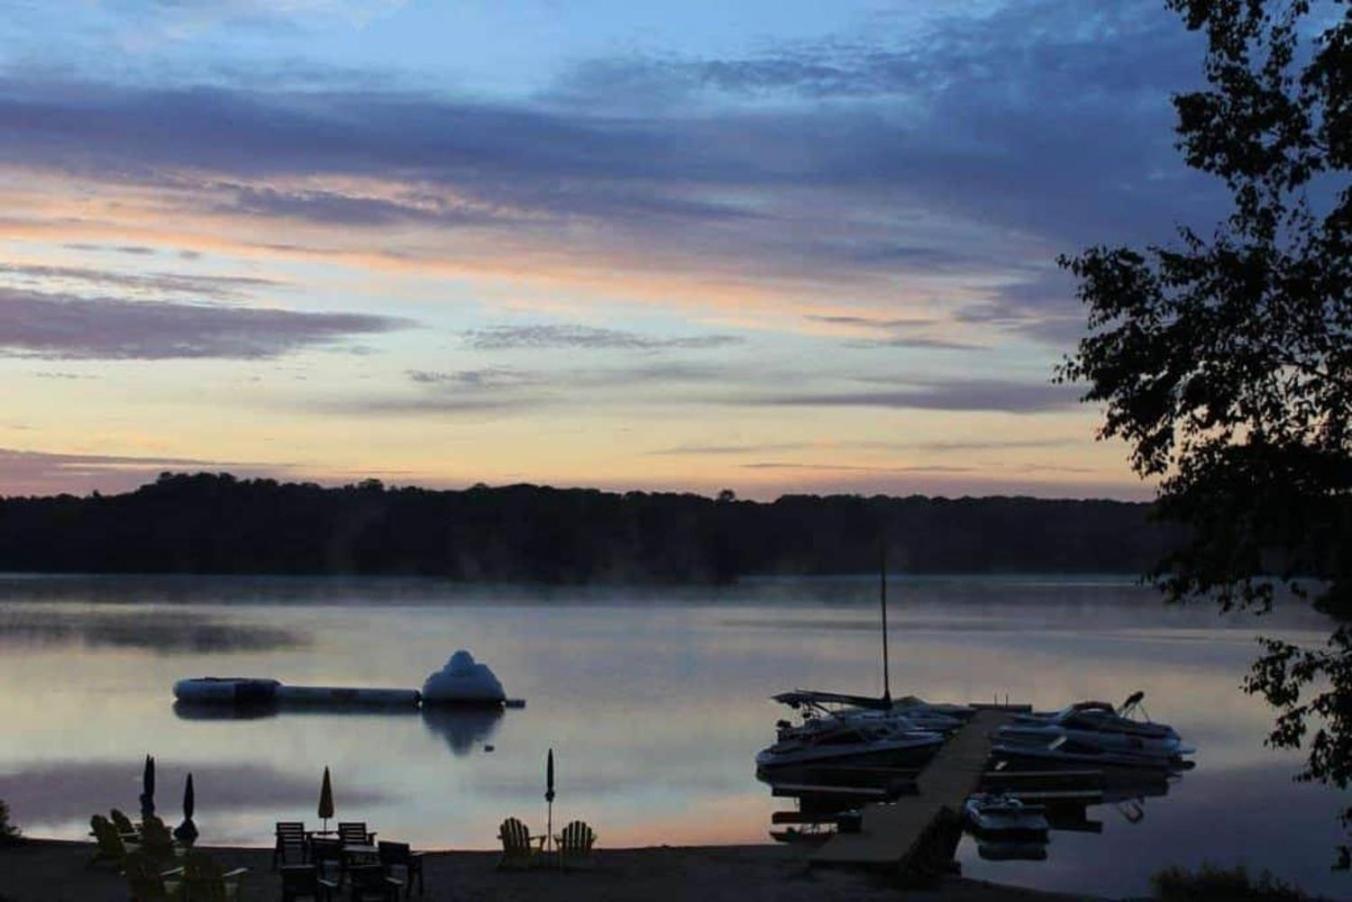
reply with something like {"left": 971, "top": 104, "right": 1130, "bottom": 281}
{"left": 0, "top": 574, "right": 1341, "bottom": 897}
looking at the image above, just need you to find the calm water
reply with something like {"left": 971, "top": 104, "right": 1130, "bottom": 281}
{"left": 0, "top": 574, "right": 1344, "bottom": 897}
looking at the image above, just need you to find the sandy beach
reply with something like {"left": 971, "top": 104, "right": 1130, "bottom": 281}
{"left": 0, "top": 839, "right": 1096, "bottom": 901}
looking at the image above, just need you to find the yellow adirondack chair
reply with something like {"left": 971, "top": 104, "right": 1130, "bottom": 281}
{"left": 555, "top": 821, "right": 597, "bottom": 870}
{"left": 89, "top": 814, "right": 138, "bottom": 868}
{"left": 180, "top": 850, "right": 248, "bottom": 901}
{"left": 497, "top": 817, "right": 545, "bottom": 870}
{"left": 122, "top": 851, "right": 184, "bottom": 902}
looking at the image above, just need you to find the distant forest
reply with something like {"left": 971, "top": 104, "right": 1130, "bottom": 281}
{"left": 0, "top": 473, "right": 1178, "bottom": 582}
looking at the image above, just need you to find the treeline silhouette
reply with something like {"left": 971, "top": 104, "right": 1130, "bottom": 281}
{"left": 0, "top": 473, "right": 1177, "bottom": 582}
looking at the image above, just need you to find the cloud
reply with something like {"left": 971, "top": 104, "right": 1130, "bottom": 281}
{"left": 899, "top": 437, "right": 1078, "bottom": 452}
{"left": 62, "top": 243, "right": 157, "bottom": 255}
{"left": 647, "top": 442, "right": 814, "bottom": 456}
{"left": 0, "top": 288, "right": 410, "bottom": 359}
{"left": 462, "top": 324, "right": 743, "bottom": 352}
{"left": 845, "top": 335, "right": 983, "bottom": 351}
{"left": 31, "top": 371, "right": 97, "bottom": 380}
{"left": 806, "top": 314, "right": 938, "bottom": 329}
{"left": 0, "top": 262, "right": 281, "bottom": 300}
{"left": 0, "top": 447, "right": 255, "bottom": 496}
{"left": 739, "top": 379, "right": 1082, "bottom": 413}
{"left": 329, "top": 360, "right": 731, "bottom": 418}
{"left": 803, "top": 313, "right": 982, "bottom": 350}
{"left": 741, "top": 461, "right": 976, "bottom": 473}
{"left": 406, "top": 367, "right": 539, "bottom": 389}
{"left": 957, "top": 268, "right": 1088, "bottom": 345}
{"left": 0, "top": 0, "right": 1226, "bottom": 308}
{"left": 649, "top": 437, "right": 1079, "bottom": 456}
{"left": 216, "top": 182, "right": 509, "bottom": 227}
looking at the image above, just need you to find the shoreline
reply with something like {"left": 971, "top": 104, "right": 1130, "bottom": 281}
{"left": 0, "top": 838, "right": 1100, "bottom": 901}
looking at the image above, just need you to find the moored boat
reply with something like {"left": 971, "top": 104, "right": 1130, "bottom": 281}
{"left": 963, "top": 792, "right": 1050, "bottom": 840}
{"left": 991, "top": 735, "right": 1189, "bottom": 771}
{"left": 998, "top": 692, "right": 1193, "bottom": 760}
{"left": 756, "top": 720, "right": 944, "bottom": 770}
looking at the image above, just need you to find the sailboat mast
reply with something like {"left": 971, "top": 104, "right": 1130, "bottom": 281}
{"left": 880, "top": 543, "right": 891, "bottom": 704}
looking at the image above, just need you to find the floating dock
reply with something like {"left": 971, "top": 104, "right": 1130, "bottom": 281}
{"left": 809, "top": 708, "right": 1020, "bottom": 876}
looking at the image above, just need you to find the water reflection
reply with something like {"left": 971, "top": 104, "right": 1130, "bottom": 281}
{"left": 0, "top": 760, "right": 387, "bottom": 824}
{"left": 421, "top": 707, "right": 503, "bottom": 757}
{"left": 171, "top": 702, "right": 505, "bottom": 758}
{"left": 171, "top": 702, "right": 420, "bottom": 721}
{"left": 758, "top": 750, "right": 1188, "bottom": 856}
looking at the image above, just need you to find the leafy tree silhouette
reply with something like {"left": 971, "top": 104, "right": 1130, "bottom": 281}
{"left": 1059, "top": 0, "right": 1350, "bottom": 864}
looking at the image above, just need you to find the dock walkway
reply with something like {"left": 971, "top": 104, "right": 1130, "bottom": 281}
{"left": 810, "top": 708, "right": 1018, "bottom": 873}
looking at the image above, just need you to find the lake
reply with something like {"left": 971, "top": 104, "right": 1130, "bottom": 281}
{"left": 0, "top": 573, "right": 1343, "bottom": 897}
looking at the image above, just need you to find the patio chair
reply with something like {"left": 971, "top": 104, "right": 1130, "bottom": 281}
{"left": 180, "top": 850, "right": 248, "bottom": 902}
{"left": 89, "top": 814, "right": 138, "bottom": 868}
{"left": 140, "top": 815, "right": 179, "bottom": 865}
{"left": 281, "top": 863, "right": 339, "bottom": 902}
{"left": 309, "top": 836, "right": 344, "bottom": 884}
{"left": 346, "top": 864, "right": 402, "bottom": 901}
{"left": 110, "top": 808, "right": 140, "bottom": 841}
{"left": 496, "top": 817, "right": 544, "bottom": 870}
{"left": 122, "top": 850, "right": 184, "bottom": 901}
{"left": 337, "top": 822, "right": 377, "bottom": 846}
{"left": 274, "top": 821, "right": 308, "bottom": 869}
{"left": 377, "top": 841, "right": 425, "bottom": 897}
{"left": 555, "top": 821, "right": 597, "bottom": 870}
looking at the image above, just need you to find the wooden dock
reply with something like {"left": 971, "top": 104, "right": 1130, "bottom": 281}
{"left": 810, "top": 708, "right": 1019, "bottom": 874}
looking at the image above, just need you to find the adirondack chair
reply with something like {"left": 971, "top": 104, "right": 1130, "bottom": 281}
{"left": 309, "top": 836, "right": 344, "bottom": 883}
{"left": 179, "top": 850, "right": 248, "bottom": 902}
{"left": 496, "top": 817, "right": 544, "bottom": 870}
{"left": 139, "top": 815, "right": 179, "bottom": 865}
{"left": 281, "top": 864, "right": 339, "bottom": 902}
{"left": 274, "top": 821, "right": 308, "bottom": 869}
{"left": 89, "top": 814, "right": 137, "bottom": 868}
{"left": 121, "top": 850, "right": 184, "bottom": 901}
{"left": 555, "top": 821, "right": 597, "bottom": 870}
{"left": 110, "top": 808, "right": 140, "bottom": 841}
{"left": 377, "top": 841, "right": 425, "bottom": 897}
{"left": 337, "top": 822, "right": 377, "bottom": 846}
{"left": 346, "top": 864, "right": 402, "bottom": 901}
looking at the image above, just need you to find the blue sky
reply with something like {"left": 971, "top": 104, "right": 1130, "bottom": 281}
{"left": 0, "top": 1, "right": 1231, "bottom": 498}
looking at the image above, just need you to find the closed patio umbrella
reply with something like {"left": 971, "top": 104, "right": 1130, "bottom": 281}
{"left": 174, "top": 773, "right": 198, "bottom": 846}
{"left": 545, "top": 749, "right": 555, "bottom": 852}
{"left": 139, "top": 755, "right": 156, "bottom": 822}
{"left": 318, "top": 766, "right": 334, "bottom": 835}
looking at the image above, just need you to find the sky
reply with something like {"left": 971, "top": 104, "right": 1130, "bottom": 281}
{"left": 0, "top": 0, "right": 1233, "bottom": 500}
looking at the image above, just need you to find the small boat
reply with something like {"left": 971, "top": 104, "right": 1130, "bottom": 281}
{"left": 1000, "top": 692, "right": 1191, "bottom": 758}
{"left": 963, "top": 793, "right": 1049, "bottom": 839}
{"left": 765, "top": 555, "right": 965, "bottom": 765}
{"left": 756, "top": 720, "right": 944, "bottom": 770}
{"left": 773, "top": 689, "right": 966, "bottom": 740}
{"left": 991, "top": 735, "right": 1186, "bottom": 771}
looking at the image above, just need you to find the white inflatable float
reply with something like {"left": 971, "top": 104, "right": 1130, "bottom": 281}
{"left": 421, "top": 650, "right": 506, "bottom": 705}
{"left": 173, "top": 649, "right": 514, "bottom": 709}
{"left": 173, "top": 677, "right": 281, "bottom": 704}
